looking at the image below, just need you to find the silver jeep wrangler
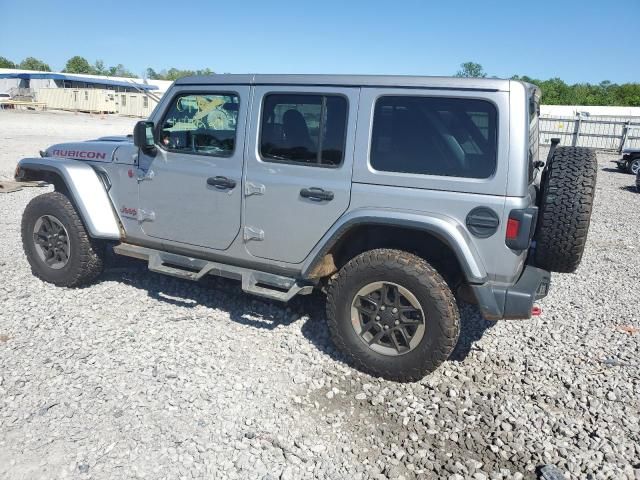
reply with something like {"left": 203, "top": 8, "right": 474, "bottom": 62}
{"left": 15, "top": 75, "right": 597, "bottom": 381}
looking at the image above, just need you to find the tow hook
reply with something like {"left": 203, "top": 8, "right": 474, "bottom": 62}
{"left": 531, "top": 304, "right": 542, "bottom": 316}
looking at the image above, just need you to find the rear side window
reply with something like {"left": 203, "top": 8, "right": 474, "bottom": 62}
{"left": 528, "top": 94, "right": 540, "bottom": 182}
{"left": 159, "top": 93, "right": 239, "bottom": 157}
{"left": 260, "top": 94, "right": 348, "bottom": 166}
{"left": 370, "top": 96, "right": 498, "bottom": 179}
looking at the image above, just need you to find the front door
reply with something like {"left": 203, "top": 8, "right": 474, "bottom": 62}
{"left": 138, "top": 87, "right": 248, "bottom": 250}
{"left": 243, "top": 86, "right": 359, "bottom": 263}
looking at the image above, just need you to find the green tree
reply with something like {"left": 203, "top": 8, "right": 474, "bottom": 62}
{"left": 0, "top": 56, "right": 16, "bottom": 68}
{"left": 510, "top": 74, "right": 640, "bottom": 106}
{"left": 195, "top": 68, "right": 214, "bottom": 76}
{"left": 511, "top": 74, "right": 537, "bottom": 84}
{"left": 93, "top": 60, "right": 107, "bottom": 75}
{"left": 597, "top": 81, "right": 616, "bottom": 106}
{"left": 146, "top": 67, "right": 160, "bottom": 80}
{"left": 146, "top": 67, "right": 214, "bottom": 81}
{"left": 537, "top": 77, "right": 571, "bottom": 104}
{"left": 63, "top": 56, "right": 93, "bottom": 74}
{"left": 613, "top": 83, "right": 640, "bottom": 107}
{"left": 455, "top": 61, "right": 486, "bottom": 78}
{"left": 107, "top": 64, "right": 135, "bottom": 78}
{"left": 164, "top": 68, "right": 195, "bottom": 80}
{"left": 18, "top": 57, "right": 51, "bottom": 71}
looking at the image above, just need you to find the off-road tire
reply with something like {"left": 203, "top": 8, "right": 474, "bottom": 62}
{"left": 326, "top": 249, "right": 460, "bottom": 382}
{"left": 21, "top": 192, "right": 105, "bottom": 287}
{"left": 629, "top": 158, "right": 640, "bottom": 175}
{"left": 535, "top": 146, "right": 597, "bottom": 273}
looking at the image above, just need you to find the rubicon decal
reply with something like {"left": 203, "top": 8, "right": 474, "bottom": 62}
{"left": 120, "top": 206, "right": 138, "bottom": 219}
{"left": 51, "top": 149, "right": 107, "bottom": 160}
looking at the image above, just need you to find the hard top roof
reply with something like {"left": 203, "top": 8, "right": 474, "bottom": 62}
{"left": 174, "top": 74, "right": 526, "bottom": 92}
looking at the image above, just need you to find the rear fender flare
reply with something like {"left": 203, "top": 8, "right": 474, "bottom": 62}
{"left": 16, "top": 157, "right": 121, "bottom": 240}
{"left": 301, "top": 209, "right": 488, "bottom": 283}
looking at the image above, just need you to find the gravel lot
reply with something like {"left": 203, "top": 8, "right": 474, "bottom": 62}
{"left": 1, "top": 110, "right": 638, "bottom": 480}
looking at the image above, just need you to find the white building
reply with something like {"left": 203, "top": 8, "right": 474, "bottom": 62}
{"left": 0, "top": 68, "right": 173, "bottom": 117}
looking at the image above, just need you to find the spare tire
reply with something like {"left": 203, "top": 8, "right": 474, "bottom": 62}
{"left": 534, "top": 146, "right": 598, "bottom": 273}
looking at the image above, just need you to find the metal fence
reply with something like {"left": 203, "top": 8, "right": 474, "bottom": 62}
{"left": 539, "top": 114, "right": 640, "bottom": 152}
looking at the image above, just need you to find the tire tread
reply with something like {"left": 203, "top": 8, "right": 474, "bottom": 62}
{"left": 535, "top": 147, "right": 598, "bottom": 273}
{"left": 21, "top": 192, "right": 104, "bottom": 287}
{"left": 326, "top": 249, "right": 459, "bottom": 382}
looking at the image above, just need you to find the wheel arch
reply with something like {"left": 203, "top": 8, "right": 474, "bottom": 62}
{"left": 301, "top": 209, "right": 488, "bottom": 284}
{"left": 16, "top": 158, "right": 121, "bottom": 240}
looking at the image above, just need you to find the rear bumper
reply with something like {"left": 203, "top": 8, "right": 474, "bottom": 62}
{"left": 470, "top": 266, "right": 551, "bottom": 320}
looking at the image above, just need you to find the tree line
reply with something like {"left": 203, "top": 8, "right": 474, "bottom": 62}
{"left": 1, "top": 55, "right": 638, "bottom": 106}
{"left": 0, "top": 55, "right": 136, "bottom": 78}
{"left": 0, "top": 55, "right": 215, "bottom": 81}
{"left": 456, "top": 61, "right": 640, "bottom": 107}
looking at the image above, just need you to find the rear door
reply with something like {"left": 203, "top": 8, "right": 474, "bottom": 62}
{"left": 138, "top": 87, "right": 248, "bottom": 250}
{"left": 243, "top": 86, "right": 358, "bottom": 263}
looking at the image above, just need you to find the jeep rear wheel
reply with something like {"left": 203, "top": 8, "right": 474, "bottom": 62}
{"left": 326, "top": 249, "right": 460, "bottom": 382}
{"left": 21, "top": 192, "right": 105, "bottom": 287}
{"left": 535, "top": 146, "right": 598, "bottom": 273}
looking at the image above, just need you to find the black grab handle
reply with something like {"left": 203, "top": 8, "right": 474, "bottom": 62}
{"left": 207, "top": 176, "right": 236, "bottom": 189}
{"left": 300, "top": 187, "right": 334, "bottom": 201}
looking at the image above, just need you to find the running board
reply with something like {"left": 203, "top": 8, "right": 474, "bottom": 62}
{"left": 112, "top": 243, "right": 314, "bottom": 302}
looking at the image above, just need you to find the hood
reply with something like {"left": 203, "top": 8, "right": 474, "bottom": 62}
{"left": 45, "top": 135, "right": 133, "bottom": 163}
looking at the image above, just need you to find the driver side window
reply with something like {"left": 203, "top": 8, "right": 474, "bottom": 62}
{"left": 160, "top": 93, "right": 239, "bottom": 157}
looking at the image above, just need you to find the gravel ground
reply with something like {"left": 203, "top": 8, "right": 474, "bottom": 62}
{"left": 0, "top": 110, "right": 639, "bottom": 480}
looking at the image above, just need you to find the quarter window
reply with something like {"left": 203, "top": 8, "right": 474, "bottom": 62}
{"left": 370, "top": 96, "right": 497, "bottom": 178}
{"left": 159, "top": 93, "right": 239, "bottom": 157}
{"left": 260, "top": 94, "right": 347, "bottom": 166}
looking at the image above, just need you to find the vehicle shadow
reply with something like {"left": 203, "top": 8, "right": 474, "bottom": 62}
{"left": 298, "top": 296, "right": 495, "bottom": 367}
{"left": 619, "top": 185, "right": 639, "bottom": 193}
{"left": 103, "top": 257, "right": 312, "bottom": 331}
{"left": 102, "top": 258, "right": 493, "bottom": 368}
{"left": 448, "top": 303, "right": 495, "bottom": 361}
{"left": 601, "top": 167, "right": 627, "bottom": 174}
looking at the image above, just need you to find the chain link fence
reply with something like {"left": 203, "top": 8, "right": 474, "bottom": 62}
{"left": 539, "top": 114, "right": 640, "bottom": 152}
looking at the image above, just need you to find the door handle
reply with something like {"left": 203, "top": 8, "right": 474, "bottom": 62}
{"left": 207, "top": 176, "right": 236, "bottom": 190}
{"left": 300, "top": 187, "right": 334, "bottom": 202}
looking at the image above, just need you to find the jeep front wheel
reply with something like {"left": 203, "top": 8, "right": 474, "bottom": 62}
{"left": 326, "top": 249, "right": 460, "bottom": 382}
{"left": 21, "top": 192, "right": 105, "bottom": 287}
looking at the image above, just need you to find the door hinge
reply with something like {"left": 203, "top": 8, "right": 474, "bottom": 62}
{"left": 243, "top": 226, "right": 264, "bottom": 242}
{"left": 137, "top": 209, "right": 155, "bottom": 223}
{"left": 137, "top": 168, "right": 155, "bottom": 182}
{"left": 245, "top": 182, "right": 265, "bottom": 197}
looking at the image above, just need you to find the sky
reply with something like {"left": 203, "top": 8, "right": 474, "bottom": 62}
{"left": 1, "top": 0, "right": 638, "bottom": 84}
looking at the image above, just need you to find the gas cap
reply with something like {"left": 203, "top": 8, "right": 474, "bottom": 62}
{"left": 466, "top": 207, "right": 500, "bottom": 238}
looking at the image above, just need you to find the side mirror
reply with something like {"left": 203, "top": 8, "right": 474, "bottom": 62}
{"left": 133, "top": 121, "right": 156, "bottom": 152}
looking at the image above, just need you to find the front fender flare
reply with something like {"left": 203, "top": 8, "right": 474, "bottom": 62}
{"left": 301, "top": 208, "right": 488, "bottom": 284}
{"left": 17, "top": 157, "right": 121, "bottom": 240}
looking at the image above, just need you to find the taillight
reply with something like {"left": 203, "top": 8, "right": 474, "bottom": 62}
{"left": 505, "top": 208, "right": 538, "bottom": 250}
{"left": 506, "top": 218, "right": 521, "bottom": 241}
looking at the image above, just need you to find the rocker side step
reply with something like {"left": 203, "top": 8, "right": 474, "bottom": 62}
{"left": 113, "top": 243, "right": 313, "bottom": 302}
